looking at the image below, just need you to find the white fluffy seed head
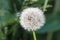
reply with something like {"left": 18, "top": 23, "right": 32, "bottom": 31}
{"left": 19, "top": 7, "right": 45, "bottom": 31}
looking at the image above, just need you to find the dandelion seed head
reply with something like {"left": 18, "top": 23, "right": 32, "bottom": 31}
{"left": 20, "top": 7, "right": 45, "bottom": 31}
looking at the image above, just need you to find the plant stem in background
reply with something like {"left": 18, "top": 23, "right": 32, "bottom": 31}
{"left": 47, "top": 32, "right": 53, "bottom": 40}
{"left": 32, "top": 30, "right": 37, "bottom": 40}
{"left": 43, "top": 0, "right": 49, "bottom": 12}
{"left": 43, "top": 0, "right": 53, "bottom": 40}
{"left": 5, "top": 27, "right": 8, "bottom": 40}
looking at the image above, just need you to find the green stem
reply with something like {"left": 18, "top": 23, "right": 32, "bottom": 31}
{"left": 47, "top": 32, "right": 53, "bottom": 40}
{"left": 32, "top": 30, "right": 37, "bottom": 40}
{"left": 43, "top": 0, "right": 49, "bottom": 12}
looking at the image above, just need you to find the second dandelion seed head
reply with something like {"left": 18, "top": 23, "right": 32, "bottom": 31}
{"left": 20, "top": 7, "right": 45, "bottom": 31}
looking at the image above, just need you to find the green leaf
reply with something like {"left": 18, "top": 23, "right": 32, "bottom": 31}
{"left": 36, "top": 0, "right": 60, "bottom": 33}
{"left": 0, "top": 10, "right": 17, "bottom": 26}
{"left": 0, "top": 0, "right": 18, "bottom": 26}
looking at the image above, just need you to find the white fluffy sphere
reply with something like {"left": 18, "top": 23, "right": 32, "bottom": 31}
{"left": 20, "top": 7, "right": 45, "bottom": 31}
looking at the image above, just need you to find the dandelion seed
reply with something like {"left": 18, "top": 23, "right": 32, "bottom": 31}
{"left": 20, "top": 7, "right": 45, "bottom": 31}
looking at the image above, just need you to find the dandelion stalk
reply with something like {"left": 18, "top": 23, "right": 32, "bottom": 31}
{"left": 43, "top": 0, "right": 49, "bottom": 12}
{"left": 32, "top": 30, "right": 37, "bottom": 40}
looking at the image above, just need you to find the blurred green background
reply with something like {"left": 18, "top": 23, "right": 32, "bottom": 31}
{"left": 0, "top": 0, "right": 60, "bottom": 40}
